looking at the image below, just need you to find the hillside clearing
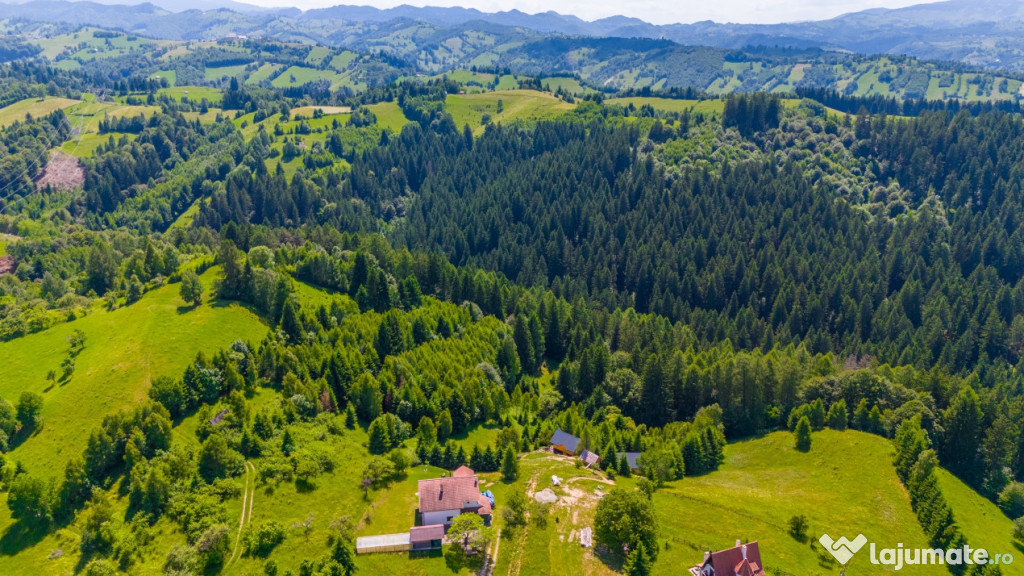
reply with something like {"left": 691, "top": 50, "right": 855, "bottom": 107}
{"left": 0, "top": 97, "right": 80, "bottom": 129}
{"left": 34, "top": 150, "right": 84, "bottom": 190}
{"left": 445, "top": 90, "right": 575, "bottom": 134}
{"left": 0, "top": 268, "right": 267, "bottom": 477}
{"left": 651, "top": 430, "right": 929, "bottom": 575}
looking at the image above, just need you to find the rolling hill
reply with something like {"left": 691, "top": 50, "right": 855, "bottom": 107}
{"left": 1, "top": 2, "right": 1024, "bottom": 100}
{"left": 0, "top": 267, "right": 267, "bottom": 477}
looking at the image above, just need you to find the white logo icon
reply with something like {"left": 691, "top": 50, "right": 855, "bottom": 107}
{"left": 819, "top": 534, "right": 868, "bottom": 565}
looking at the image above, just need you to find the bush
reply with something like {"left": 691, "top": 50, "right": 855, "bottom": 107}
{"left": 1014, "top": 517, "right": 1024, "bottom": 542}
{"left": 999, "top": 482, "right": 1024, "bottom": 519}
{"left": 243, "top": 521, "right": 286, "bottom": 556}
{"left": 81, "top": 558, "right": 119, "bottom": 576}
{"left": 16, "top": 390, "right": 43, "bottom": 429}
{"left": 788, "top": 514, "right": 808, "bottom": 541}
{"left": 195, "top": 524, "right": 231, "bottom": 568}
{"left": 532, "top": 501, "right": 550, "bottom": 528}
{"left": 502, "top": 489, "right": 528, "bottom": 529}
{"left": 163, "top": 544, "right": 199, "bottom": 575}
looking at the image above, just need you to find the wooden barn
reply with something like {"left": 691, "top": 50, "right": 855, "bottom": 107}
{"left": 549, "top": 429, "right": 580, "bottom": 456}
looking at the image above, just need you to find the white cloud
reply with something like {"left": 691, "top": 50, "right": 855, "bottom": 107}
{"left": 243, "top": 0, "right": 943, "bottom": 25}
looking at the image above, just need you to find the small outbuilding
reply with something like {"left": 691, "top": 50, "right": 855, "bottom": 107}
{"left": 409, "top": 524, "right": 445, "bottom": 551}
{"left": 580, "top": 449, "right": 601, "bottom": 468}
{"left": 356, "top": 532, "right": 411, "bottom": 554}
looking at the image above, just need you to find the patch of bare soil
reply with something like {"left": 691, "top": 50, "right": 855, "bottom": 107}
{"left": 36, "top": 150, "right": 84, "bottom": 192}
{"left": 0, "top": 256, "right": 13, "bottom": 275}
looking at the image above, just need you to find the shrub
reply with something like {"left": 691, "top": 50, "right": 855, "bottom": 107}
{"left": 788, "top": 514, "right": 808, "bottom": 541}
{"left": 243, "top": 521, "right": 286, "bottom": 556}
{"left": 999, "top": 482, "right": 1024, "bottom": 519}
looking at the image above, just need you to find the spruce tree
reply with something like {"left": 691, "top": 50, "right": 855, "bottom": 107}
{"left": 827, "top": 399, "right": 848, "bottom": 430}
{"left": 624, "top": 541, "right": 653, "bottom": 576}
{"left": 368, "top": 418, "right": 391, "bottom": 455}
{"left": 795, "top": 416, "right": 812, "bottom": 452}
{"left": 344, "top": 404, "right": 357, "bottom": 429}
{"left": 501, "top": 446, "right": 519, "bottom": 482}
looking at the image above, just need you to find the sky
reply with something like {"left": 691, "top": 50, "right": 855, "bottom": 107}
{"left": 237, "top": 0, "right": 944, "bottom": 24}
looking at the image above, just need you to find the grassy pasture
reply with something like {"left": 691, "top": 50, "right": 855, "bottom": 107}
{"left": 937, "top": 469, "right": 1018, "bottom": 562}
{"left": 651, "top": 430, "right": 929, "bottom": 575}
{"left": 271, "top": 66, "right": 341, "bottom": 88}
{"left": 157, "top": 86, "right": 223, "bottom": 105}
{"left": 31, "top": 27, "right": 163, "bottom": 62}
{"left": 0, "top": 97, "right": 80, "bottom": 129}
{"left": 329, "top": 51, "right": 358, "bottom": 71}
{"left": 539, "top": 77, "right": 595, "bottom": 96}
{"left": 244, "top": 63, "right": 281, "bottom": 85}
{"left": 605, "top": 97, "right": 726, "bottom": 116}
{"left": 60, "top": 132, "right": 135, "bottom": 157}
{"left": 445, "top": 90, "right": 575, "bottom": 134}
{"left": 148, "top": 69, "right": 176, "bottom": 86}
{"left": 204, "top": 64, "right": 247, "bottom": 82}
{"left": 364, "top": 101, "right": 410, "bottom": 133}
{"left": 0, "top": 268, "right": 267, "bottom": 477}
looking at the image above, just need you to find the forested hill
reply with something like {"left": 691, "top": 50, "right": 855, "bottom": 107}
{"left": 310, "top": 101, "right": 1024, "bottom": 383}
{"left": 4, "top": 11, "right": 1024, "bottom": 101}
{"left": 2, "top": 38, "right": 1024, "bottom": 574}
{"left": 10, "top": 0, "right": 1024, "bottom": 73}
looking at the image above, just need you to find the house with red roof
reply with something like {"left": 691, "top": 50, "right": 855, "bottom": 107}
{"left": 689, "top": 541, "right": 766, "bottom": 576}
{"left": 418, "top": 467, "right": 493, "bottom": 527}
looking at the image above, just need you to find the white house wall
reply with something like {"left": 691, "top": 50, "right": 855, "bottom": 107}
{"left": 422, "top": 509, "right": 461, "bottom": 526}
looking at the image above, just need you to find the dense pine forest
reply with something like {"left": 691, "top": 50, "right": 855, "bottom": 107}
{"left": 0, "top": 22, "right": 1023, "bottom": 576}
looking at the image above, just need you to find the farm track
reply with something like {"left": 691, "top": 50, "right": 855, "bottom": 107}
{"left": 228, "top": 461, "right": 257, "bottom": 565}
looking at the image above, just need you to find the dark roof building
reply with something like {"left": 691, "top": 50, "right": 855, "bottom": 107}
{"left": 616, "top": 452, "right": 642, "bottom": 471}
{"left": 689, "top": 541, "right": 766, "bottom": 576}
{"left": 580, "top": 449, "right": 601, "bottom": 467}
{"left": 550, "top": 429, "right": 580, "bottom": 455}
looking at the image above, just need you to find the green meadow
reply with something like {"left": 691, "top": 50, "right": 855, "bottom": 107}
{"left": 271, "top": 66, "right": 342, "bottom": 88}
{"left": 244, "top": 63, "right": 282, "bottom": 86}
{"left": 937, "top": 469, "right": 1018, "bottom": 561}
{"left": 605, "top": 97, "right": 726, "bottom": 116}
{"left": 0, "top": 268, "right": 267, "bottom": 478}
{"left": 652, "top": 429, "right": 929, "bottom": 576}
{"left": 445, "top": 90, "right": 575, "bottom": 134}
{"left": 157, "top": 86, "right": 224, "bottom": 105}
{"left": 365, "top": 101, "right": 410, "bottom": 133}
{"left": 540, "top": 77, "right": 595, "bottom": 96}
{"left": 0, "top": 97, "right": 80, "bottom": 129}
{"left": 148, "top": 69, "right": 176, "bottom": 86}
{"left": 204, "top": 65, "right": 248, "bottom": 82}
{"left": 61, "top": 132, "right": 136, "bottom": 158}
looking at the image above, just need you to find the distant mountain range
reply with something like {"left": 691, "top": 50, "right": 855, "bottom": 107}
{"left": 3, "top": 0, "right": 1024, "bottom": 72}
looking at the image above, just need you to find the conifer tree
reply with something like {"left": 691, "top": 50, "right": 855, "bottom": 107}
{"left": 501, "top": 446, "right": 519, "bottom": 481}
{"left": 795, "top": 416, "right": 812, "bottom": 452}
